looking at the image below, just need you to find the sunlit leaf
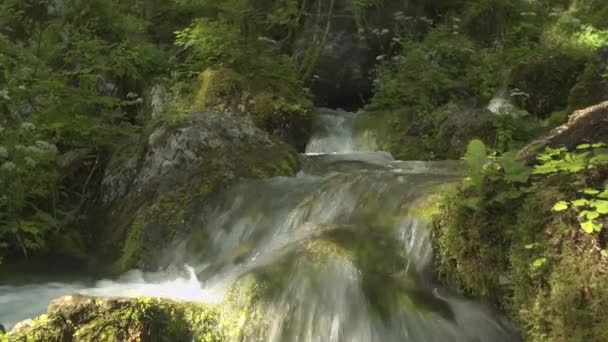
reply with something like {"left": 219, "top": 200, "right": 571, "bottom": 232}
{"left": 552, "top": 201, "right": 569, "bottom": 211}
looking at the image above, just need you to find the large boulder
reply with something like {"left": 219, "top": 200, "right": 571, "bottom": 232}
{"left": 192, "top": 68, "right": 314, "bottom": 151}
{"left": 92, "top": 110, "right": 299, "bottom": 272}
{"left": 568, "top": 46, "right": 608, "bottom": 111}
{"left": 508, "top": 53, "right": 587, "bottom": 117}
{"left": 518, "top": 101, "right": 608, "bottom": 162}
{"left": 6, "top": 295, "right": 221, "bottom": 342}
{"left": 435, "top": 104, "right": 496, "bottom": 159}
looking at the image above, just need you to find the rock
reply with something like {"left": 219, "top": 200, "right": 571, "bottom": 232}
{"left": 568, "top": 46, "right": 608, "bottom": 111}
{"left": 518, "top": 101, "right": 608, "bottom": 162}
{"left": 93, "top": 110, "right": 300, "bottom": 272}
{"left": 192, "top": 68, "right": 314, "bottom": 151}
{"left": 7, "top": 295, "right": 222, "bottom": 342}
{"left": 0, "top": 323, "right": 5, "bottom": 333}
{"left": 149, "top": 84, "right": 167, "bottom": 119}
{"left": 436, "top": 105, "right": 496, "bottom": 159}
{"left": 508, "top": 53, "right": 587, "bottom": 117}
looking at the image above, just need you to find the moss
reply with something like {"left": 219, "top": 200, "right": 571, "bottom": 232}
{"left": 568, "top": 57, "right": 608, "bottom": 111}
{"left": 409, "top": 185, "right": 458, "bottom": 224}
{"left": 192, "top": 68, "right": 242, "bottom": 110}
{"left": 190, "top": 67, "right": 314, "bottom": 150}
{"left": 508, "top": 51, "right": 588, "bottom": 117}
{"left": 108, "top": 142, "right": 299, "bottom": 273}
{"left": 354, "top": 109, "right": 434, "bottom": 160}
{"left": 9, "top": 296, "right": 224, "bottom": 342}
{"left": 431, "top": 167, "right": 608, "bottom": 341}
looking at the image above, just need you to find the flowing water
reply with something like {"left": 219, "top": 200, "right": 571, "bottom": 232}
{"left": 0, "top": 108, "right": 520, "bottom": 341}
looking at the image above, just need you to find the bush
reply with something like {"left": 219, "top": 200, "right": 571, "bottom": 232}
{"left": 369, "top": 26, "right": 474, "bottom": 113}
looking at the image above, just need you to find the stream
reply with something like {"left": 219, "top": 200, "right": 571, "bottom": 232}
{"left": 0, "top": 108, "right": 520, "bottom": 341}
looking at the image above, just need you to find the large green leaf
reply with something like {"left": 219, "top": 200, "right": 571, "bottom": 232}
{"left": 463, "top": 139, "right": 487, "bottom": 192}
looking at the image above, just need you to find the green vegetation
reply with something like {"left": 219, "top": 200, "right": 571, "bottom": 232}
{"left": 431, "top": 140, "right": 608, "bottom": 341}
{"left": 361, "top": 0, "right": 608, "bottom": 160}
{"left": 2, "top": 0, "right": 608, "bottom": 340}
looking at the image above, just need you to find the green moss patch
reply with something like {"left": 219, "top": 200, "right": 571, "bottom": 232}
{"left": 430, "top": 168, "right": 608, "bottom": 341}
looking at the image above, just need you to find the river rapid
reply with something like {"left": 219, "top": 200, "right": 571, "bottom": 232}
{"left": 0, "top": 108, "right": 520, "bottom": 341}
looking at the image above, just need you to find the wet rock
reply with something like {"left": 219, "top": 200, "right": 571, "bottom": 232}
{"left": 518, "top": 101, "right": 608, "bottom": 162}
{"left": 94, "top": 110, "right": 300, "bottom": 272}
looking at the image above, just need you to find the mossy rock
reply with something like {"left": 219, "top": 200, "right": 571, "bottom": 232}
{"left": 354, "top": 105, "right": 496, "bottom": 160}
{"left": 508, "top": 52, "right": 588, "bottom": 117}
{"left": 568, "top": 47, "right": 608, "bottom": 111}
{"left": 354, "top": 109, "right": 435, "bottom": 160}
{"left": 431, "top": 166, "right": 608, "bottom": 341}
{"left": 7, "top": 273, "right": 270, "bottom": 341}
{"left": 192, "top": 67, "right": 314, "bottom": 151}
{"left": 94, "top": 111, "right": 300, "bottom": 273}
{"left": 7, "top": 295, "right": 222, "bottom": 342}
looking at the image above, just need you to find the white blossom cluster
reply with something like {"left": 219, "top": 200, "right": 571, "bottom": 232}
{"left": 20, "top": 122, "right": 36, "bottom": 131}
{"left": 0, "top": 146, "right": 8, "bottom": 159}
{"left": 1, "top": 161, "right": 16, "bottom": 171}
{"left": 14, "top": 141, "right": 57, "bottom": 155}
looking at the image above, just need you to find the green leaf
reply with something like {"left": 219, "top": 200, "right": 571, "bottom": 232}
{"left": 525, "top": 243, "right": 538, "bottom": 250}
{"left": 581, "top": 220, "right": 598, "bottom": 233}
{"left": 580, "top": 210, "right": 600, "bottom": 220}
{"left": 463, "top": 140, "right": 487, "bottom": 193}
{"left": 576, "top": 144, "right": 591, "bottom": 149}
{"left": 593, "top": 200, "right": 608, "bottom": 214}
{"left": 531, "top": 257, "right": 547, "bottom": 269}
{"left": 571, "top": 199, "right": 589, "bottom": 207}
{"left": 552, "top": 201, "right": 569, "bottom": 211}
{"left": 583, "top": 188, "right": 600, "bottom": 195}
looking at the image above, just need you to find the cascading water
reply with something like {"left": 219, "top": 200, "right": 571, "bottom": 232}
{"left": 0, "top": 108, "right": 520, "bottom": 341}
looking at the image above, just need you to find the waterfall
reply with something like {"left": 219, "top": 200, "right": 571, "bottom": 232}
{"left": 0, "top": 109, "right": 520, "bottom": 341}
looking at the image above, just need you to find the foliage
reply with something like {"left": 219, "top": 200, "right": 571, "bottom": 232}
{"left": 462, "top": 140, "right": 532, "bottom": 209}
{"left": 0, "top": 123, "right": 59, "bottom": 257}
{"left": 369, "top": 26, "right": 474, "bottom": 112}
{"left": 0, "top": 0, "right": 166, "bottom": 259}
{"left": 533, "top": 143, "right": 608, "bottom": 175}
{"left": 538, "top": 144, "right": 608, "bottom": 234}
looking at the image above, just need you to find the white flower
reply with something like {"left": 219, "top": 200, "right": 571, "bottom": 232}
{"left": 24, "top": 157, "right": 37, "bottom": 167}
{"left": 1, "top": 161, "right": 16, "bottom": 171}
{"left": 15, "top": 144, "right": 27, "bottom": 152}
{"left": 20, "top": 122, "right": 36, "bottom": 131}
{"left": 26, "top": 145, "right": 42, "bottom": 154}
{"left": 35, "top": 140, "right": 57, "bottom": 153}
{"left": 0, "top": 90, "right": 9, "bottom": 100}
{"left": 0, "top": 146, "right": 8, "bottom": 159}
